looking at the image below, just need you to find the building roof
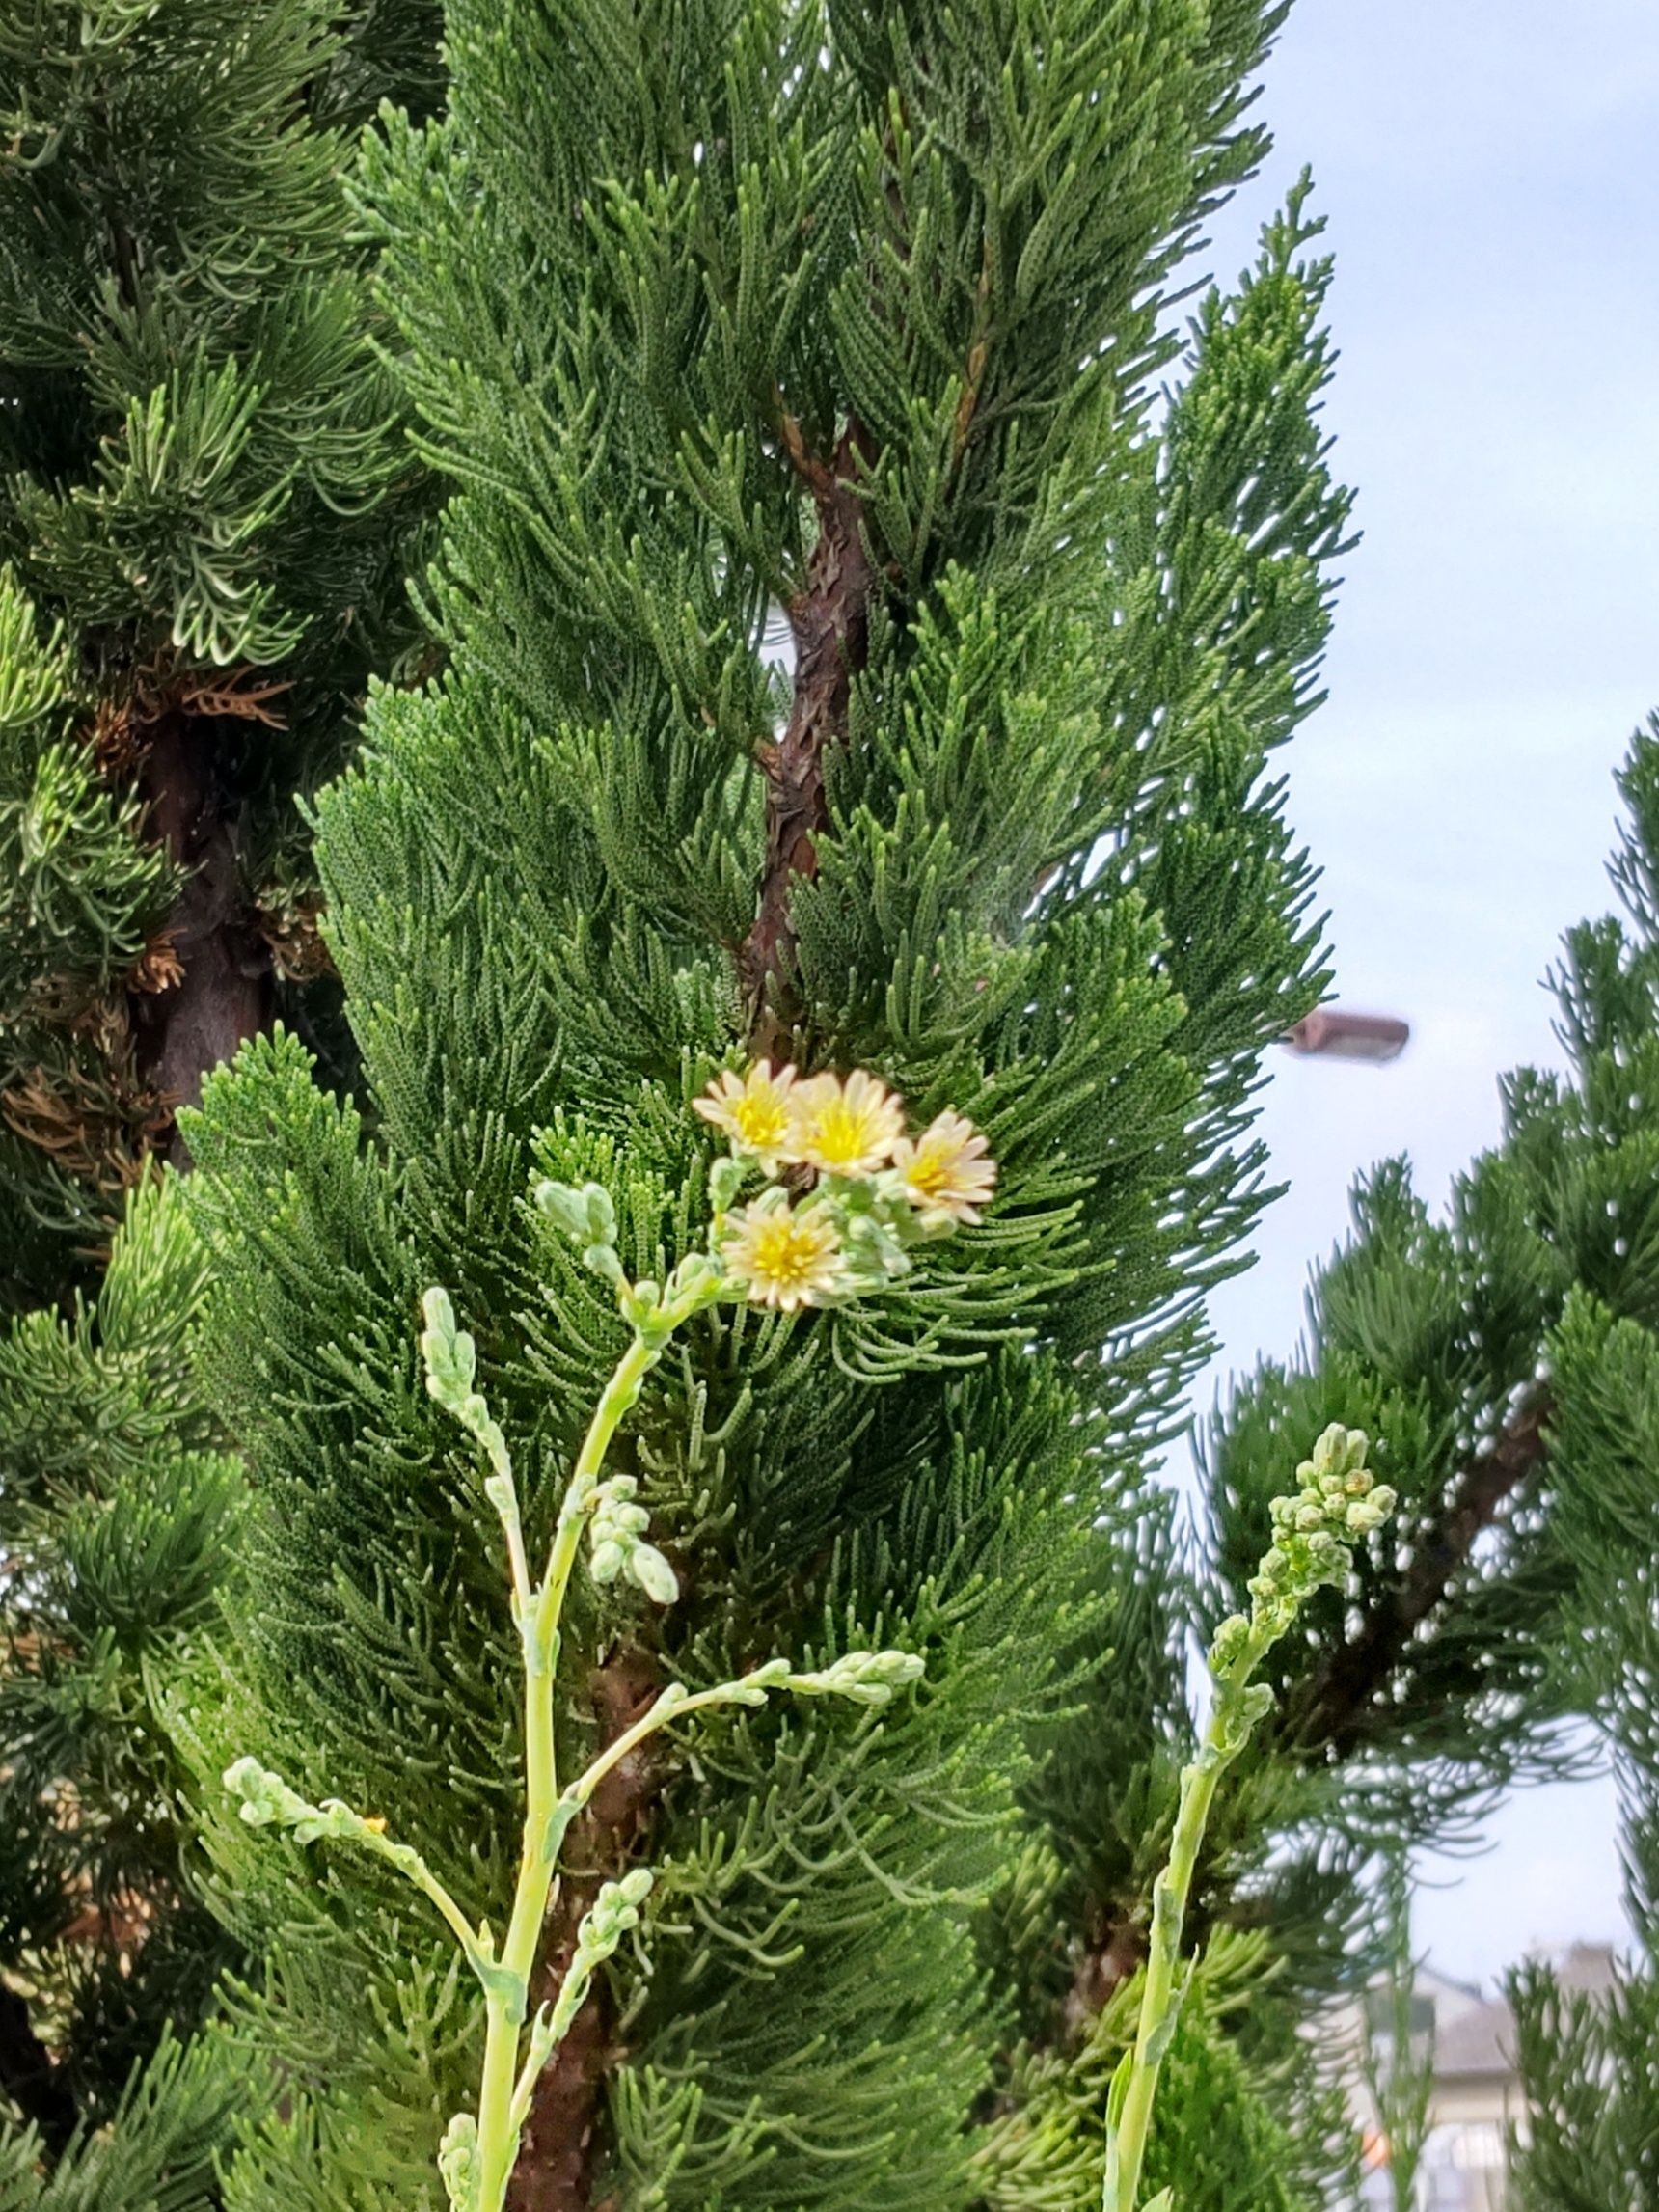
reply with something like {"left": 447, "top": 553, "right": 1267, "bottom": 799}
{"left": 1431, "top": 1944, "right": 1618, "bottom": 2080}
{"left": 1433, "top": 1992, "right": 1513, "bottom": 2078}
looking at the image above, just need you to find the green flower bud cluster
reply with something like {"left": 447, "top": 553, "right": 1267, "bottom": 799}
{"left": 788, "top": 1648, "right": 927, "bottom": 1708}
{"left": 421, "top": 1287, "right": 511, "bottom": 1481}
{"left": 835, "top": 1176, "right": 935, "bottom": 1285}
{"left": 587, "top": 1476, "right": 678, "bottom": 1606}
{"left": 224, "top": 1756, "right": 377, "bottom": 1848}
{"left": 437, "top": 2112, "right": 480, "bottom": 2212}
{"left": 573, "top": 1867, "right": 653, "bottom": 1968}
{"left": 1244, "top": 1421, "right": 1394, "bottom": 1631}
{"left": 687, "top": 1663, "right": 786, "bottom": 1709}
{"left": 533, "top": 1178, "right": 624, "bottom": 1288}
{"left": 708, "top": 1151, "right": 747, "bottom": 1215}
{"left": 545, "top": 1868, "right": 656, "bottom": 2049}
{"left": 617, "top": 1651, "right": 924, "bottom": 1729}
{"left": 1108, "top": 1435, "right": 1396, "bottom": 2212}
{"left": 535, "top": 1180, "right": 729, "bottom": 1344}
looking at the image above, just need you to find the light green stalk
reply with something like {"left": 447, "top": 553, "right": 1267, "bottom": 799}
{"left": 1100, "top": 1623, "right": 1275, "bottom": 2212}
{"left": 469, "top": 1325, "right": 660, "bottom": 2210}
{"left": 1101, "top": 1423, "right": 1396, "bottom": 2212}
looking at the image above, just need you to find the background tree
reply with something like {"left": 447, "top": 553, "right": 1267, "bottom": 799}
{"left": 0, "top": 0, "right": 437, "bottom": 2189}
{"left": 1509, "top": 1676, "right": 1659, "bottom": 2211}
{"left": 173, "top": 2, "right": 1370, "bottom": 2206}
{"left": 1039, "top": 719, "right": 1659, "bottom": 2210}
{"left": 1504, "top": 736, "right": 1659, "bottom": 2207}
{"left": 0, "top": 0, "right": 439, "bottom": 1307}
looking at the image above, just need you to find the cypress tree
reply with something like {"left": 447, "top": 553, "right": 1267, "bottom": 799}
{"left": 1509, "top": 1669, "right": 1659, "bottom": 2212}
{"left": 0, "top": 0, "right": 438, "bottom": 1304}
{"left": 174, "top": 5, "right": 1371, "bottom": 2206}
{"left": 1202, "top": 724, "right": 1659, "bottom": 2207}
{"left": 1503, "top": 730, "right": 1659, "bottom": 2211}
{"left": 0, "top": 0, "right": 437, "bottom": 2186}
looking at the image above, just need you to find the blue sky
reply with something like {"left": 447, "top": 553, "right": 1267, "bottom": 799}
{"left": 1186, "top": 1, "right": 1659, "bottom": 1985}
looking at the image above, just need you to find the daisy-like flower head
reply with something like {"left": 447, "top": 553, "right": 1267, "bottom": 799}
{"left": 721, "top": 1190, "right": 849, "bottom": 1311}
{"left": 787, "top": 1068, "right": 906, "bottom": 1180}
{"left": 694, "top": 1059, "right": 800, "bottom": 1171}
{"left": 890, "top": 1109, "right": 996, "bottom": 1227}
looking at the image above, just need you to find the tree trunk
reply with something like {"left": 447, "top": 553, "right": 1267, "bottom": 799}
{"left": 129, "top": 711, "right": 271, "bottom": 1161}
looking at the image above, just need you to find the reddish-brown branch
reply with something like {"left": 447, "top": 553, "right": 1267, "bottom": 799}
{"left": 1291, "top": 1391, "right": 1552, "bottom": 1758}
{"left": 128, "top": 711, "right": 271, "bottom": 1164}
{"left": 505, "top": 1650, "right": 661, "bottom": 2212}
{"left": 741, "top": 419, "right": 878, "bottom": 1058}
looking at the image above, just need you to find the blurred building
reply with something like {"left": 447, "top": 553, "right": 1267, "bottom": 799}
{"left": 1349, "top": 1944, "right": 1618, "bottom": 2212}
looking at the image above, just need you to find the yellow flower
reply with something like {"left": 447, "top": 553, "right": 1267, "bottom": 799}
{"left": 890, "top": 1109, "right": 996, "bottom": 1226}
{"left": 722, "top": 1196, "right": 847, "bottom": 1311}
{"left": 787, "top": 1069, "right": 905, "bottom": 1180}
{"left": 694, "top": 1059, "right": 801, "bottom": 1170}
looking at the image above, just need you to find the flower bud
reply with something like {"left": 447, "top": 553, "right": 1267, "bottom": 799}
{"left": 708, "top": 1154, "right": 747, "bottom": 1214}
{"left": 794, "top": 1648, "right": 926, "bottom": 1707}
{"left": 534, "top": 1180, "right": 589, "bottom": 1240}
{"left": 629, "top": 1543, "right": 680, "bottom": 1606}
{"left": 1209, "top": 1614, "right": 1251, "bottom": 1676}
{"left": 438, "top": 2112, "right": 480, "bottom": 2212}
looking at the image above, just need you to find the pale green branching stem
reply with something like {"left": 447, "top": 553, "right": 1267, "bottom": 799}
{"left": 227, "top": 1242, "right": 921, "bottom": 2212}
{"left": 469, "top": 1340, "right": 647, "bottom": 2206}
{"left": 1101, "top": 1619, "right": 1273, "bottom": 2212}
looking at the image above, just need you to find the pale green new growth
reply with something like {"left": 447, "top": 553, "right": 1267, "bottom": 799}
{"left": 587, "top": 1475, "right": 679, "bottom": 1604}
{"left": 1101, "top": 1425, "right": 1395, "bottom": 2212}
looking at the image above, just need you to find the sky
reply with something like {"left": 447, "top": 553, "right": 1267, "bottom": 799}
{"left": 1181, "top": 0, "right": 1659, "bottom": 1987}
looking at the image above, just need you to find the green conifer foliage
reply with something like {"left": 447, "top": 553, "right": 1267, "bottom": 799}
{"left": 0, "top": 0, "right": 439, "bottom": 2189}
{"left": 0, "top": 0, "right": 438, "bottom": 1305}
{"left": 177, "top": 8, "right": 1365, "bottom": 2206}
{"left": 1192, "top": 724, "right": 1659, "bottom": 2201}
{"left": 1502, "top": 802, "right": 1659, "bottom": 2204}
{"left": 1509, "top": 1748, "right": 1659, "bottom": 2212}
{"left": 0, "top": 1179, "right": 244, "bottom": 2183}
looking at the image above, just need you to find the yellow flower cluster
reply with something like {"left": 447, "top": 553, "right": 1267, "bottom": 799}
{"left": 694, "top": 1061, "right": 996, "bottom": 1311}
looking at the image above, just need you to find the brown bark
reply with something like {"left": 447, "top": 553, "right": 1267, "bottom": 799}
{"left": 505, "top": 1651, "right": 661, "bottom": 2212}
{"left": 741, "top": 419, "right": 878, "bottom": 1059}
{"left": 1290, "top": 1391, "right": 1552, "bottom": 1758}
{"left": 1060, "top": 1913, "right": 1147, "bottom": 2042}
{"left": 128, "top": 711, "right": 271, "bottom": 1164}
